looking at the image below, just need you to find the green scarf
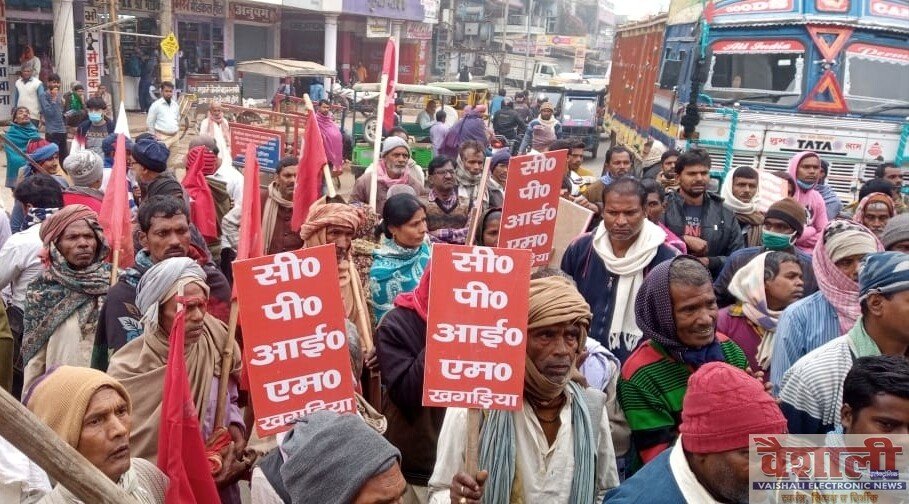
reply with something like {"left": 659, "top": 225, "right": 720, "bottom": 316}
{"left": 846, "top": 316, "right": 882, "bottom": 358}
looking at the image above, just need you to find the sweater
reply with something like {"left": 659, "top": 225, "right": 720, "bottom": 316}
{"left": 420, "top": 191, "right": 469, "bottom": 234}
{"left": 39, "top": 93, "right": 66, "bottom": 134}
{"left": 716, "top": 305, "right": 766, "bottom": 374}
{"left": 375, "top": 307, "right": 447, "bottom": 486}
{"left": 560, "top": 232, "right": 677, "bottom": 363}
{"left": 13, "top": 78, "right": 43, "bottom": 120}
{"left": 618, "top": 335, "right": 748, "bottom": 464}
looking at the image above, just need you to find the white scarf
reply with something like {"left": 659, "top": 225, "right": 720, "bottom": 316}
{"left": 720, "top": 166, "right": 760, "bottom": 214}
{"left": 592, "top": 219, "right": 666, "bottom": 352}
{"left": 727, "top": 251, "right": 782, "bottom": 369}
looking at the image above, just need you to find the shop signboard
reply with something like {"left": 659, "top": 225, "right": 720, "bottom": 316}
{"left": 0, "top": 0, "right": 9, "bottom": 122}
{"left": 112, "top": 0, "right": 163, "bottom": 12}
{"left": 230, "top": 123, "right": 284, "bottom": 172}
{"left": 187, "top": 81, "right": 241, "bottom": 105}
{"left": 173, "top": 0, "right": 225, "bottom": 16}
{"left": 404, "top": 21, "right": 432, "bottom": 40}
{"left": 342, "top": 0, "right": 426, "bottom": 22}
{"left": 366, "top": 17, "right": 391, "bottom": 38}
{"left": 83, "top": 6, "right": 105, "bottom": 95}
{"left": 230, "top": 1, "right": 278, "bottom": 23}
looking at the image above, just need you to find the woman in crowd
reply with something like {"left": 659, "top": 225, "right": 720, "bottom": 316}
{"left": 476, "top": 207, "right": 502, "bottom": 248}
{"left": 369, "top": 193, "right": 430, "bottom": 324}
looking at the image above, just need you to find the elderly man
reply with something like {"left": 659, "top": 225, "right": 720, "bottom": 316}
{"left": 108, "top": 257, "right": 250, "bottom": 498}
{"left": 300, "top": 201, "right": 370, "bottom": 346}
{"left": 619, "top": 256, "right": 748, "bottom": 464}
{"left": 883, "top": 213, "right": 909, "bottom": 253}
{"left": 19, "top": 205, "right": 112, "bottom": 392}
{"left": 779, "top": 251, "right": 909, "bottom": 434}
{"left": 62, "top": 150, "right": 105, "bottom": 211}
{"left": 25, "top": 366, "right": 167, "bottom": 503}
{"left": 12, "top": 66, "right": 43, "bottom": 124}
{"left": 769, "top": 220, "right": 882, "bottom": 389}
{"left": 364, "top": 128, "right": 426, "bottom": 187}
{"left": 0, "top": 175, "right": 62, "bottom": 396}
{"left": 607, "top": 363, "right": 787, "bottom": 503}
{"left": 94, "top": 196, "right": 231, "bottom": 368}
{"left": 721, "top": 166, "right": 764, "bottom": 247}
{"left": 129, "top": 135, "right": 171, "bottom": 205}
{"left": 562, "top": 177, "right": 677, "bottom": 363}
{"left": 429, "top": 275, "right": 619, "bottom": 503}
{"left": 714, "top": 197, "right": 816, "bottom": 307}
{"left": 582, "top": 145, "right": 636, "bottom": 213}
{"left": 352, "top": 136, "right": 426, "bottom": 215}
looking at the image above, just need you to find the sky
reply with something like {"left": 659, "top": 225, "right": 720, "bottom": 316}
{"left": 614, "top": 0, "right": 671, "bottom": 19}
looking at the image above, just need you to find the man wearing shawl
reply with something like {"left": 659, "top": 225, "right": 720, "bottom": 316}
{"left": 720, "top": 166, "right": 764, "bottom": 247}
{"left": 769, "top": 219, "right": 883, "bottom": 389}
{"left": 853, "top": 191, "right": 895, "bottom": 238}
{"left": 20, "top": 205, "right": 113, "bottom": 392}
{"left": 4, "top": 107, "right": 42, "bottom": 188}
{"left": 107, "top": 257, "right": 251, "bottom": 501}
{"left": 300, "top": 201, "right": 370, "bottom": 346}
{"left": 779, "top": 251, "right": 909, "bottom": 434}
{"left": 95, "top": 196, "right": 231, "bottom": 368}
{"left": 315, "top": 99, "right": 345, "bottom": 176}
{"left": 717, "top": 251, "right": 805, "bottom": 374}
{"left": 351, "top": 137, "right": 427, "bottom": 216}
{"left": 518, "top": 101, "right": 561, "bottom": 154}
{"left": 428, "top": 275, "right": 619, "bottom": 503}
{"left": 562, "top": 177, "right": 677, "bottom": 364}
{"left": 24, "top": 366, "right": 168, "bottom": 503}
{"left": 198, "top": 102, "right": 231, "bottom": 150}
{"left": 619, "top": 256, "right": 748, "bottom": 465}
{"left": 452, "top": 140, "right": 486, "bottom": 203}
{"left": 786, "top": 151, "right": 829, "bottom": 252}
{"left": 256, "top": 156, "right": 302, "bottom": 255}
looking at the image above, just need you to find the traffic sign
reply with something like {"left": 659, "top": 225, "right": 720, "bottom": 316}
{"left": 160, "top": 32, "right": 179, "bottom": 59}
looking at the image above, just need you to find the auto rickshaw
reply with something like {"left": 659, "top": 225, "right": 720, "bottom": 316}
{"left": 349, "top": 83, "right": 456, "bottom": 175}
{"left": 427, "top": 81, "right": 491, "bottom": 110}
{"left": 558, "top": 83, "right": 607, "bottom": 158}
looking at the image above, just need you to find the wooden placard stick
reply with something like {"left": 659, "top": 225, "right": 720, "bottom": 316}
{"left": 214, "top": 299, "right": 240, "bottom": 429}
{"left": 370, "top": 73, "right": 390, "bottom": 212}
{"left": 464, "top": 157, "right": 492, "bottom": 247}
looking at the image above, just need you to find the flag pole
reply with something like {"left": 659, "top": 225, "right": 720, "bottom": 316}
{"left": 302, "top": 94, "right": 337, "bottom": 199}
{"left": 214, "top": 300, "right": 239, "bottom": 428}
{"left": 370, "top": 71, "right": 389, "bottom": 212}
{"left": 109, "top": 250, "right": 120, "bottom": 285}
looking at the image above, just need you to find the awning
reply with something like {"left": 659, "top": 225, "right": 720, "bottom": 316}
{"left": 235, "top": 59, "right": 336, "bottom": 78}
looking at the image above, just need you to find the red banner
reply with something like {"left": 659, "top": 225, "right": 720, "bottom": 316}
{"left": 233, "top": 246, "right": 356, "bottom": 437}
{"left": 422, "top": 245, "right": 532, "bottom": 410}
{"left": 497, "top": 150, "right": 567, "bottom": 267}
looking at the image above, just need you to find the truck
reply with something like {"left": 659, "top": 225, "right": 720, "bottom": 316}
{"left": 605, "top": 0, "right": 909, "bottom": 203}
{"left": 487, "top": 54, "right": 581, "bottom": 89}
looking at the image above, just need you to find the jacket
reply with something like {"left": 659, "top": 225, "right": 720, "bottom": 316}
{"left": 259, "top": 187, "right": 304, "bottom": 255}
{"left": 663, "top": 191, "right": 745, "bottom": 277}
{"left": 375, "top": 307, "right": 446, "bottom": 486}
{"left": 560, "top": 232, "right": 677, "bottom": 363}
{"left": 491, "top": 108, "right": 525, "bottom": 141}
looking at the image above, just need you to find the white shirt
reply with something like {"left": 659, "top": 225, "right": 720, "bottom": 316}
{"left": 428, "top": 394, "right": 619, "bottom": 503}
{"left": 669, "top": 437, "right": 723, "bottom": 503}
{"left": 0, "top": 224, "right": 44, "bottom": 310}
{"left": 0, "top": 435, "right": 50, "bottom": 503}
{"left": 146, "top": 97, "right": 180, "bottom": 135}
{"left": 218, "top": 66, "right": 235, "bottom": 82}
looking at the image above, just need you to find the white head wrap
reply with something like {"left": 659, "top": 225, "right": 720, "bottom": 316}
{"left": 135, "top": 257, "right": 208, "bottom": 333}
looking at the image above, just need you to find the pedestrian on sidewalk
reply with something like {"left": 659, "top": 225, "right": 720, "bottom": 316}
{"left": 12, "top": 66, "right": 43, "bottom": 126}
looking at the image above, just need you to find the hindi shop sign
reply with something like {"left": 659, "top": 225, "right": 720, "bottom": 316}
{"left": 83, "top": 7, "right": 105, "bottom": 95}
{"left": 497, "top": 150, "right": 568, "bottom": 267}
{"left": 423, "top": 245, "right": 532, "bottom": 410}
{"left": 233, "top": 246, "right": 357, "bottom": 437}
{"left": 230, "top": 123, "right": 283, "bottom": 172}
{"left": 187, "top": 81, "right": 241, "bottom": 105}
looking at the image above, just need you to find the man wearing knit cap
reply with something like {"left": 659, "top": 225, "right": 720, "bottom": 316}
{"left": 779, "top": 251, "right": 909, "bottom": 434}
{"left": 25, "top": 139, "right": 71, "bottom": 187}
{"left": 129, "top": 135, "right": 170, "bottom": 205}
{"left": 769, "top": 220, "right": 883, "bottom": 389}
{"left": 20, "top": 204, "right": 113, "bottom": 392}
{"left": 255, "top": 410, "right": 405, "bottom": 503}
{"left": 352, "top": 135, "right": 426, "bottom": 215}
{"left": 619, "top": 256, "right": 748, "bottom": 465}
{"left": 882, "top": 213, "right": 909, "bottom": 253}
{"left": 429, "top": 275, "right": 619, "bottom": 503}
{"left": 607, "top": 362, "right": 787, "bottom": 503}
{"left": 420, "top": 155, "right": 472, "bottom": 244}
{"left": 62, "top": 150, "right": 105, "bottom": 212}
{"left": 25, "top": 366, "right": 167, "bottom": 503}
{"left": 714, "top": 197, "right": 817, "bottom": 307}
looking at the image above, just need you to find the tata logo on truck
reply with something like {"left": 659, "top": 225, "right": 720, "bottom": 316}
{"left": 796, "top": 139, "right": 833, "bottom": 152}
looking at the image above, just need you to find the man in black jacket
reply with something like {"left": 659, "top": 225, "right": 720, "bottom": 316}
{"left": 663, "top": 149, "right": 744, "bottom": 277}
{"left": 492, "top": 98, "right": 525, "bottom": 148}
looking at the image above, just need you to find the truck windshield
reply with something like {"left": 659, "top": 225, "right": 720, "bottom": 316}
{"left": 843, "top": 43, "right": 909, "bottom": 115}
{"left": 704, "top": 41, "right": 805, "bottom": 105}
{"left": 561, "top": 96, "right": 597, "bottom": 125}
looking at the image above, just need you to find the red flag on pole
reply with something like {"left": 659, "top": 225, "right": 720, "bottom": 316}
{"left": 99, "top": 134, "right": 134, "bottom": 268}
{"left": 381, "top": 38, "right": 397, "bottom": 133}
{"left": 182, "top": 147, "right": 219, "bottom": 242}
{"left": 237, "top": 144, "right": 264, "bottom": 263}
{"left": 157, "top": 300, "right": 221, "bottom": 504}
{"left": 289, "top": 109, "right": 328, "bottom": 231}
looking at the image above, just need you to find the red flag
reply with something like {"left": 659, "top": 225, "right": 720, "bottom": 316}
{"left": 237, "top": 144, "right": 264, "bottom": 262}
{"left": 99, "top": 134, "right": 134, "bottom": 268}
{"left": 182, "top": 146, "right": 219, "bottom": 242}
{"left": 289, "top": 108, "right": 328, "bottom": 231}
{"left": 157, "top": 300, "right": 221, "bottom": 504}
{"left": 382, "top": 37, "right": 397, "bottom": 133}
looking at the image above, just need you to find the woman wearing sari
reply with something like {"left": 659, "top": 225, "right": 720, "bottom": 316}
{"left": 107, "top": 257, "right": 252, "bottom": 503}
{"left": 369, "top": 193, "right": 430, "bottom": 324}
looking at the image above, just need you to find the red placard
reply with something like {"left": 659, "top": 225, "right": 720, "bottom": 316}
{"left": 497, "top": 150, "right": 567, "bottom": 267}
{"left": 422, "top": 245, "right": 532, "bottom": 410}
{"left": 233, "top": 246, "right": 356, "bottom": 437}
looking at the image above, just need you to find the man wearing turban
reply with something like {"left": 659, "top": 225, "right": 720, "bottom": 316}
{"left": 429, "top": 274, "right": 619, "bottom": 503}
{"left": 20, "top": 204, "right": 113, "bottom": 392}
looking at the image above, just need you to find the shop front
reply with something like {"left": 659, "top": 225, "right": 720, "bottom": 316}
{"left": 229, "top": 0, "right": 281, "bottom": 100}
{"left": 174, "top": 0, "right": 226, "bottom": 82}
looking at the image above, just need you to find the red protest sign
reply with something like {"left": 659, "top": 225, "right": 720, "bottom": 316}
{"left": 497, "top": 150, "right": 567, "bottom": 266}
{"left": 422, "top": 245, "right": 532, "bottom": 410}
{"left": 233, "top": 245, "right": 356, "bottom": 437}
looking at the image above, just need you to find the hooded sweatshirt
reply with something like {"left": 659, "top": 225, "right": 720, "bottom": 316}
{"left": 786, "top": 151, "right": 829, "bottom": 252}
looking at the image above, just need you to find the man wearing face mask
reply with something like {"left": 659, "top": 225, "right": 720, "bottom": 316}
{"left": 769, "top": 220, "right": 883, "bottom": 392}
{"left": 76, "top": 97, "right": 115, "bottom": 158}
{"left": 714, "top": 198, "right": 816, "bottom": 308}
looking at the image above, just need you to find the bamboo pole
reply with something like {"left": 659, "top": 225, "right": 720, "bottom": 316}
{"left": 370, "top": 72, "right": 390, "bottom": 212}
{"left": 214, "top": 300, "right": 239, "bottom": 429}
{"left": 464, "top": 158, "right": 492, "bottom": 247}
{"left": 110, "top": 249, "right": 120, "bottom": 285}
{"left": 107, "top": 0, "right": 126, "bottom": 107}
{"left": 0, "top": 387, "right": 139, "bottom": 504}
